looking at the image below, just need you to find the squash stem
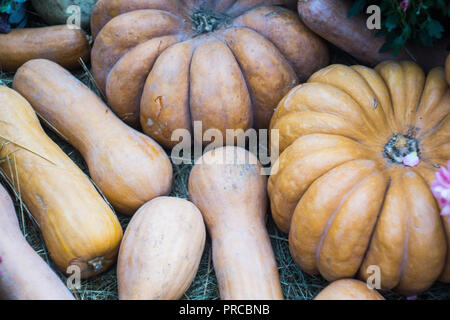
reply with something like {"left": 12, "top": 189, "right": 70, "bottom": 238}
{"left": 87, "top": 257, "right": 104, "bottom": 272}
{"left": 191, "top": 7, "right": 229, "bottom": 34}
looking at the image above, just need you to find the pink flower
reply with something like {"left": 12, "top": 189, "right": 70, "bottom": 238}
{"left": 402, "top": 152, "right": 419, "bottom": 167}
{"left": 431, "top": 161, "right": 450, "bottom": 222}
{"left": 400, "top": 0, "right": 409, "bottom": 11}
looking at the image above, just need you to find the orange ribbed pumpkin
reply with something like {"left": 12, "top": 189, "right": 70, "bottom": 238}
{"left": 90, "top": 0, "right": 329, "bottom": 147}
{"left": 268, "top": 61, "right": 450, "bottom": 295}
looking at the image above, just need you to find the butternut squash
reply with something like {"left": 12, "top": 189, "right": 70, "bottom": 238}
{"left": 118, "top": 197, "right": 206, "bottom": 300}
{"left": 188, "top": 146, "right": 283, "bottom": 300}
{"left": 0, "top": 184, "right": 75, "bottom": 300}
{"left": 0, "top": 85, "right": 123, "bottom": 278}
{"left": 13, "top": 59, "right": 173, "bottom": 215}
{"left": 0, "top": 26, "right": 89, "bottom": 72}
{"left": 314, "top": 279, "right": 385, "bottom": 300}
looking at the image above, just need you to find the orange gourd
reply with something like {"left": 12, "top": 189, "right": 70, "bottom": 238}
{"left": 0, "top": 26, "right": 89, "bottom": 72}
{"left": 268, "top": 61, "right": 450, "bottom": 295}
{"left": 118, "top": 197, "right": 206, "bottom": 300}
{"left": 90, "top": 0, "right": 329, "bottom": 145}
{"left": 189, "top": 146, "right": 283, "bottom": 299}
{"left": 0, "top": 85, "right": 123, "bottom": 278}
{"left": 314, "top": 279, "right": 384, "bottom": 300}
{"left": 13, "top": 59, "right": 173, "bottom": 215}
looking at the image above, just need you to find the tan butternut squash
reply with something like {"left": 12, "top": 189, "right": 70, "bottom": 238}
{"left": 118, "top": 197, "right": 206, "bottom": 300}
{"left": 0, "top": 184, "right": 75, "bottom": 300}
{"left": 189, "top": 146, "right": 283, "bottom": 300}
{"left": 0, "top": 85, "right": 123, "bottom": 278}
{"left": 0, "top": 26, "right": 89, "bottom": 72}
{"left": 13, "top": 59, "right": 173, "bottom": 215}
{"left": 314, "top": 279, "right": 384, "bottom": 300}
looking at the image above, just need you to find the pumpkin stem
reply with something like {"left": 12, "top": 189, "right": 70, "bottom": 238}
{"left": 384, "top": 133, "right": 420, "bottom": 165}
{"left": 191, "top": 7, "right": 229, "bottom": 34}
{"left": 87, "top": 257, "right": 104, "bottom": 272}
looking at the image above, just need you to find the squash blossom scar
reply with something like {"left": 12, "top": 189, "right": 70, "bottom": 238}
{"left": 384, "top": 134, "right": 420, "bottom": 166}
{"left": 402, "top": 152, "right": 419, "bottom": 167}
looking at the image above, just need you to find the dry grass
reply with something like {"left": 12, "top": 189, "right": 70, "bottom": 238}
{"left": 0, "top": 7, "right": 449, "bottom": 301}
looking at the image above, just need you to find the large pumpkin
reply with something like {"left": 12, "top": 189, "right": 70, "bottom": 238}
{"left": 90, "top": 0, "right": 329, "bottom": 147}
{"left": 268, "top": 61, "right": 450, "bottom": 295}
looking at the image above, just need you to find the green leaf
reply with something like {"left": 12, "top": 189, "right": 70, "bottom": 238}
{"left": 401, "top": 24, "right": 411, "bottom": 41}
{"left": 418, "top": 30, "right": 433, "bottom": 46}
{"left": 392, "top": 36, "right": 407, "bottom": 55}
{"left": 426, "top": 18, "right": 444, "bottom": 39}
{"left": 348, "top": 0, "right": 367, "bottom": 18}
{"left": 380, "top": 0, "right": 390, "bottom": 11}
{"left": 0, "top": 0, "right": 24, "bottom": 14}
{"left": 407, "top": 7, "right": 417, "bottom": 25}
{"left": 423, "top": 0, "right": 434, "bottom": 7}
{"left": 0, "top": 3, "right": 11, "bottom": 13}
{"left": 375, "top": 29, "right": 389, "bottom": 37}
{"left": 385, "top": 14, "right": 400, "bottom": 32}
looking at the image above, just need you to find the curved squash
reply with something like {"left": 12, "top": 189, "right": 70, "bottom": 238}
{"left": 189, "top": 146, "right": 283, "bottom": 300}
{"left": 13, "top": 59, "right": 173, "bottom": 215}
{"left": 0, "top": 26, "right": 90, "bottom": 72}
{"left": 0, "top": 184, "right": 75, "bottom": 300}
{"left": 118, "top": 197, "right": 206, "bottom": 300}
{"left": 314, "top": 279, "right": 384, "bottom": 300}
{"left": 268, "top": 61, "right": 450, "bottom": 295}
{"left": 0, "top": 85, "right": 123, "bottom": 278}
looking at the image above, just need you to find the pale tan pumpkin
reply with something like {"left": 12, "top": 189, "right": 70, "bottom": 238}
{"left": 118, "top": 197, "right": 206, "bottom": 300}
{"left": 90, "top": 0, "right": 329, "bottom": 145}
{"left": 189, "top": 146, "right": 283, "bottom": 299}
{"left": 0, "top": 85, "right": 123, "bottom": 278}
{"left": 0, "top": 184, "right": 75, "bottom": 300}
{"left": 314, "top": 279, "right": 384, "bottom": 300}
{"left": 268, "top": 61, "right": 450, "bottom": 295}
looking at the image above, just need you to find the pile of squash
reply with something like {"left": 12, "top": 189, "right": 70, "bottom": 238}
{"left": 0, "top": 0, "right": 449, "bottom": 301}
